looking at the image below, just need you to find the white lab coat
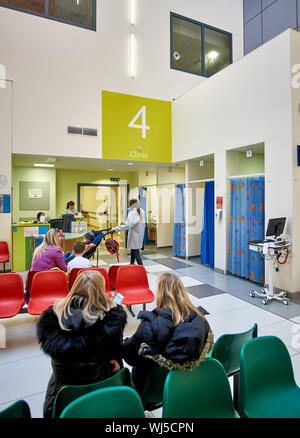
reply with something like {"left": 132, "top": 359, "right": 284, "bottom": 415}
{"left": 114, "top": 207, "right": 145, "bottom": 250}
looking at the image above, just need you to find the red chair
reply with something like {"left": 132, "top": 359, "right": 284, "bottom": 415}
{"left": 0, "top": 273, "right": 25, "bottom": 318}
{"left": 27, "top": 271, "right": 69, "bottom": 315}
{"left": 78, "top": 267, "right": 112, "bottom": 298}
{"left": 25, "top": 271, "right": 39, "bottom": 294}
{"left": 115, "top": 265, "right": 155, "bottom": 316}
{"left": 108, "top": 265, "right": 123, "bottom": 290}
{"left": 68, "top": 268, "right": 82, "bottom": 290}
{"left": 0, "top": 242, "right": 10, "bottom": 273}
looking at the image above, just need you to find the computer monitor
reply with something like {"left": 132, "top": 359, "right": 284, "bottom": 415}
{"left": 62, "top": 214, "right": 75, "bottom": 233}
{"left": 266, "top": 218, "right": 286, "bottom": 238}
{"left": 49, "top": 219, "right": 64, "bottom": 230}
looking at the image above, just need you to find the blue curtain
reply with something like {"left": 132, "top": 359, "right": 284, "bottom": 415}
{"left": 138, "top": 187, "right": 148, "bottom": 244}
{"left": 201, "top": 181, "right": 215, "bottom": 268}
{"left": 173, "top": 184, "right": 186, "bottom": 256}
{"left": 229, "top": 177, "right": 265, "bottom": 283}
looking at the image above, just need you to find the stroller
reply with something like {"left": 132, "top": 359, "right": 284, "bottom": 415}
{"left": 64, "top": 228, "right": 120, "bottom": 265}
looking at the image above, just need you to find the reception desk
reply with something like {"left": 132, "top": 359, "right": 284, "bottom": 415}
{"left": 11, "top": 223, "right": 50, "bottom": 272}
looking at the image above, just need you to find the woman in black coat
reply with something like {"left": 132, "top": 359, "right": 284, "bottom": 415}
{"left": 123, "top": 273, "right": 214, "bottom": 396}
{"left": 37, "top": 270, "right": 127, "bottom": 419}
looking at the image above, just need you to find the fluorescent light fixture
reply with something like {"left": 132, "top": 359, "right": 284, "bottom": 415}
{"left": 130, "top": 0, "right": 135, "bottom": 25}
{"left": 207, "top": 50, "right": 219, "bottom": 61}
{"left": 108, "top": 168, "right": 114, "bottom": 171}
{"left": 128, "top": 162, "right": 134, "bottom": 166}
{"left": 34, "top": 163, "right": 55, "bottom": 168}
{"left": 130, "top": 33, "right": 135, "bottom": 78}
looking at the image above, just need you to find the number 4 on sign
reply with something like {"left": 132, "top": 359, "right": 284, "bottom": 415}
{"left": 128, "top": 105, "right": 150, "bottom": 139}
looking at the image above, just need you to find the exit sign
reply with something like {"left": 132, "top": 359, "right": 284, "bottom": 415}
{"left": 110, "top": 177, "right": 121, "bottom": 182}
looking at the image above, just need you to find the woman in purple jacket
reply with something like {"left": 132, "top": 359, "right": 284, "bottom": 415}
{"left": 31, "top": 229, "right": 67, "bottom": 272}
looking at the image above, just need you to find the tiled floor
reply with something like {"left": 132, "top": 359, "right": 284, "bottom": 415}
{"left": 1, "top": 245, "right": 300, "bottom": 418}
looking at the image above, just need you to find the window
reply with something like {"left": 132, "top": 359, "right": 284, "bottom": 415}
{"left": 0, "top": 0, "right": 96, "bottom": 30}
{"left": 170, "top": 12, "right": 232, "bottom": 77}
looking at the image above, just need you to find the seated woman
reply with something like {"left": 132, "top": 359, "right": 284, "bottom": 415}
{"left": 122, "top": 272, "right": 214, "bottom": 396}
{"left": 37, "top": 270, "right": 127, "bottom": 418}
{"left": 66, "top": 200, "right": 79, "bottom": 216}
{"left": 34, "top": 212, "right": 46, "bottom": 224}
{"left": 31, "top": 228, "right": 68, "bottom": 273}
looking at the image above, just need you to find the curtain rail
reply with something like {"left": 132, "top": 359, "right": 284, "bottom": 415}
{"left": 228, "top": 173, "right": 265, "bottom": 180}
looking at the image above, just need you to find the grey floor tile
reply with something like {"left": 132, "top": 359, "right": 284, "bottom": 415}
{"left": 156, "top": 258, "right": 194, "bottom": 270}
{"left": 186, "top": 284, "right": 225, "bottom": 299}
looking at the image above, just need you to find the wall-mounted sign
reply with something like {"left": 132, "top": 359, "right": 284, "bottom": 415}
{"left": 216, "top": 196, "right": 223, "bottom": 210}
{"left": 0, "top": 194, "right": 10, "bottom": 213}
{"left": 28, "top": 188, "right": 43, "bottom": 199}
{"left": 102, "top": 91, "right": 172, "bottom": 163}
{"left": 0, "top": 175, "right": 8, "bottom": 189}
{"left": 110, "top": 177, "right": 121, "bottom": 182}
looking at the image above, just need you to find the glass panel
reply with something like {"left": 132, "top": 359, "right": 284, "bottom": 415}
{"left": 48, "top": 0, "right": 94, "bottom": 28}
{"left": 243, "top": 0, "right": 262, "bottom": 23}
{"left": 204, "top": 27, "right": 231, "bottom": 76}
{"left": 172, "top": 15, "right": 202, "bottom": 74}
{"left": 244, "top": 15, "right": 262, "bottom": 55}
{"left": 0, "top": 0, "right": 45, "bottom": 13}
{"left": 262, "top": 0, "right": 297, "bottom": 44}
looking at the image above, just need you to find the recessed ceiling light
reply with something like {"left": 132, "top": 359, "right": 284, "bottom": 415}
{"left": 34, "top": 163, "right": 55, "bottom": 168}
{"left": 108, "top": 168, "right": 114, "bottom": 171}
{"left": 128, "top": 163, "right": 134, "bottom": 166}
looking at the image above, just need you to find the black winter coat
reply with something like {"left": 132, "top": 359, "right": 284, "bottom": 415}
{"left": 123, "top": 307, "right": 213, "bottom": 366}
{"left": 37, "top": 304, "right": 127, "bottom": 418}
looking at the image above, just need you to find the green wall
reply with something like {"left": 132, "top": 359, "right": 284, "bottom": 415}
{"left": 227, "top": 151, "right": 265, "bottom": 177}
{"left": 56, "top": 169, "right": 138, "bottom": 216}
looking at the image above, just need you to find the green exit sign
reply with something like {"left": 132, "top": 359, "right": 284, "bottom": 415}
{"left": 110, "top": 177, "right": 121, "bottom": 182}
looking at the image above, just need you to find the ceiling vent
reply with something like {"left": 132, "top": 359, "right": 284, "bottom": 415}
{"left": 83, "top": 128, "right": 98, "bottom": 137}
{"left": 68, "top": 126, "right": 83, "bottom": 135}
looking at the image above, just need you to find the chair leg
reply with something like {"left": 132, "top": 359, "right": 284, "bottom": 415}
{"left": 127, "top": 305, "right": 135, "bottom": 317}
{"left": 143, "top": 304, "right": 146, "bottom": 311}
{"left": 3, "top": 262, "right": 5, "bottom": 273}
{"left": 233, "top": 372, "right": 240, "bottom": 410}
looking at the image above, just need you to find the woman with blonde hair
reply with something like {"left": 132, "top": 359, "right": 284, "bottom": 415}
{"left": 122, "top": 272, "right": 213, "bottom": 395}
{"left": 31, "top": 228, "right": 67, "bottom": 272}
{"left": 37, "top": 270, "right": 127, "bottom": 418}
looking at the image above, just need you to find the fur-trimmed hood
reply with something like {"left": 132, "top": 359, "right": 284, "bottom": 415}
{"left": 122, "top": 306, "right": 213, "bottom": 369}
{"left": 37, "top": 304, "right": 127, "bottom": 362}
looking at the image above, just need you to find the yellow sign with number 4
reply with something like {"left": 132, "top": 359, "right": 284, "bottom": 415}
{"left": 102, "top": 90, "right": 172, "bottom": 163}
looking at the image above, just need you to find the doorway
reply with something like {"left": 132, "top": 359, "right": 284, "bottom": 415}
{"left": 78, "top": 183, "right": 129, "bottom": 249}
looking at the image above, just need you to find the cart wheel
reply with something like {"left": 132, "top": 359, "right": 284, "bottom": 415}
{"left": 262, "top": 299, "right": 267, "bottom": 305}
{"left": 283, "top": 299, "right": 289, "bottom": 305}
{"left": 250, "top": 292, "right": 255, "bottom": 298}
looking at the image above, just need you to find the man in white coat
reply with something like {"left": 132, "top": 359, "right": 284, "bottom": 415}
{"left": 112, "top": 199, "right": 145, "bottom": 265}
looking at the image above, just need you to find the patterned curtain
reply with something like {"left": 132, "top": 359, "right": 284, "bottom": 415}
{"left": 229, "top": 177, "right": 265, "bottom": 283}
{"left": 173, "top": 184, "right": 186, "bottom": 256}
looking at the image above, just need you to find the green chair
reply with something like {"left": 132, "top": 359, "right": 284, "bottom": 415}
{"left": 208, "top": 323, "right": 257, "bottom": 408}
{"left": 162, "top": 359, "right": 238, "bottom": 418}
{"left": 140, "top": 364, "right": 169, "bottom": 411}
{"left": 0, "top": 400, "right": 31, "bottom": 419}
{"left": 52, "top": 367, "right": 133, "bottom": 418}
{"left": 59, "top": 386, "right": 146, "bottom": 418}
{"left": 239, "top": 336, "right": 300, "bottom": 418}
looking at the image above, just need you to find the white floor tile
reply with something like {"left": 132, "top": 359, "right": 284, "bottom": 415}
{"left": 143, "top": 254, "right": 168, "bottom": 260}
{"left": 197, "top": 293, "right": 252, "bottom": 312}
{"left": 0, "top": 391, "right": 46, "bottom": 419}
{"left": 259, "top": 320, "right": 300, "bottom": 353}
{"left": 205, "top": 312, "right": 252, "bottom": 341}
{"left": 0, "top": 355, "right": 52, "bottom": 404}
{"left": 145, "top": 264, "right": 172, "bottom": 273}
{"left": 179, "top": 276, "right": 204, "bottom": 288}
{"left": 224, "top": 306, "right": 285, "bottom": 329}
{"left": 290, "top": 316, "right": 300, "bottom": 325}
{"left": 0, "top": 331, "right": 42, "bottom": 365}
{"left": 291, "top": 354, "right": 300, "bottom": 386}
{"left": 90, "top": 259, "right": 108, "bottom": 266}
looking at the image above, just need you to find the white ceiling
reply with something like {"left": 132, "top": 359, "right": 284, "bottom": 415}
{"left": 12, "top": 154, "right": 184, "bottom": 172}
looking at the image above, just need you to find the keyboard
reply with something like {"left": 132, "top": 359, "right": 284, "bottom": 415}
{"left": 250, "top": 239, "right": 274, "bottom": 244}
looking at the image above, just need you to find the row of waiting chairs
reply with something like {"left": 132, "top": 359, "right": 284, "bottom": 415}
{"left": 1, "top": 335, "right": 300, "bottom": 418}
{"left": 0, "top": 265, "right": 155, "bottom": 318}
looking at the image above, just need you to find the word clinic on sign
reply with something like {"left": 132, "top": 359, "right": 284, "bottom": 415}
{"left": 130, "top": 151, "right": 149, "bottom": 159}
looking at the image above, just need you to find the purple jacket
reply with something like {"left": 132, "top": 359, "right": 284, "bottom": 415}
{"left": 31, "top": 247, "right": 68, "bottom": 272}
